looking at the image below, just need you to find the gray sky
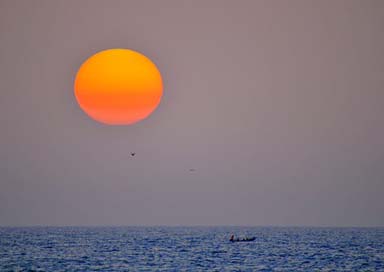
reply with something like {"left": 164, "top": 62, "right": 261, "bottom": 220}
{"left": 1, "top": 0, "right": 383, "bottom": 227}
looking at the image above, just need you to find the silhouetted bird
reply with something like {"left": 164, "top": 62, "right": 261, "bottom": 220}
{"left": 131, "top": 153, "right": 136, "bottom": 156}
{"left": 189, "top": 168, "right": 196, "bottom": 172}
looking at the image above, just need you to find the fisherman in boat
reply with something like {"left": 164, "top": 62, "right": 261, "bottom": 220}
{"left": 230, "top": 234, "right": 255, "bottom": 242}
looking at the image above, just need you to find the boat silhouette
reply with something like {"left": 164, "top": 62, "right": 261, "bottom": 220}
{"left": 230, "top": 236, "right": 256, "bottom": 242}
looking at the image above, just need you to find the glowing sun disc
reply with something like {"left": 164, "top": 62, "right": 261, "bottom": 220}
{"left": 74, "top": 48, "right": 163, "bottom": 125}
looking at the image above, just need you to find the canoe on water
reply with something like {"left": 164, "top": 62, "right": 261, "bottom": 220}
{"left": 230, "top": 237, "right": 256, "bottom": 242}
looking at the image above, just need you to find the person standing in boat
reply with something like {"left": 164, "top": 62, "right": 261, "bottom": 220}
{"left": 230, "top": 234, "right": 235, "bottom": 242}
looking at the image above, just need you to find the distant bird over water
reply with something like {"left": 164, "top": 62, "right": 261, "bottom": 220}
{"left": 131, "top": 152, "right": 136, "bottom": 157}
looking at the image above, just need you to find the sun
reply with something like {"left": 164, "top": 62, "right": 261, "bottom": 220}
{"left": 74, "top": 49, "right": 163, "bottom": 125}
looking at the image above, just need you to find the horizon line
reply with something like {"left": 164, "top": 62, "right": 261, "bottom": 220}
{"left": 1, "top": 224, "right": 383, "bottom": 228}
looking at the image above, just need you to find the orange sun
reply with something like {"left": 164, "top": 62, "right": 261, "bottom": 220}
{"left": 74, "top": 49, "right": 163, "bottom": 125}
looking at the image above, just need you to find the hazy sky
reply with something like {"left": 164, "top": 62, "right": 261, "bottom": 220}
{"left": 1, "top": 1, "right": 383, "bottom": 227}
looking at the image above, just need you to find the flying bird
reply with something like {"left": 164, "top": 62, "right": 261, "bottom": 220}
{"left": 131, "top": 152, "right": 136, "bottom": 157}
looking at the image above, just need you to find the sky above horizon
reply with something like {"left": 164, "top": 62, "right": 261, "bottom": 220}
{"left": 1, "top": 0, "right": 383, "bottom": 227}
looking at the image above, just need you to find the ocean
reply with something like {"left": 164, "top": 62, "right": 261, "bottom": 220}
{"left": 1, "top": 226, "right": 383, "bottom": 271}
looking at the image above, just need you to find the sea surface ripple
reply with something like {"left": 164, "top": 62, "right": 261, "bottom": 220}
{"left": 1, "top": 226, "right": 383, "bottom": 271}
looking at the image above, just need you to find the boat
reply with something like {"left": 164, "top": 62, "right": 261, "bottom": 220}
{"left": 230, "top": 237, "right": 256, "bottom": 242}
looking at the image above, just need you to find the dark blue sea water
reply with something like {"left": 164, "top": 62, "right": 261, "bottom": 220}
{"left": 1, "top": 226, "right": 383, "bottom": 271}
